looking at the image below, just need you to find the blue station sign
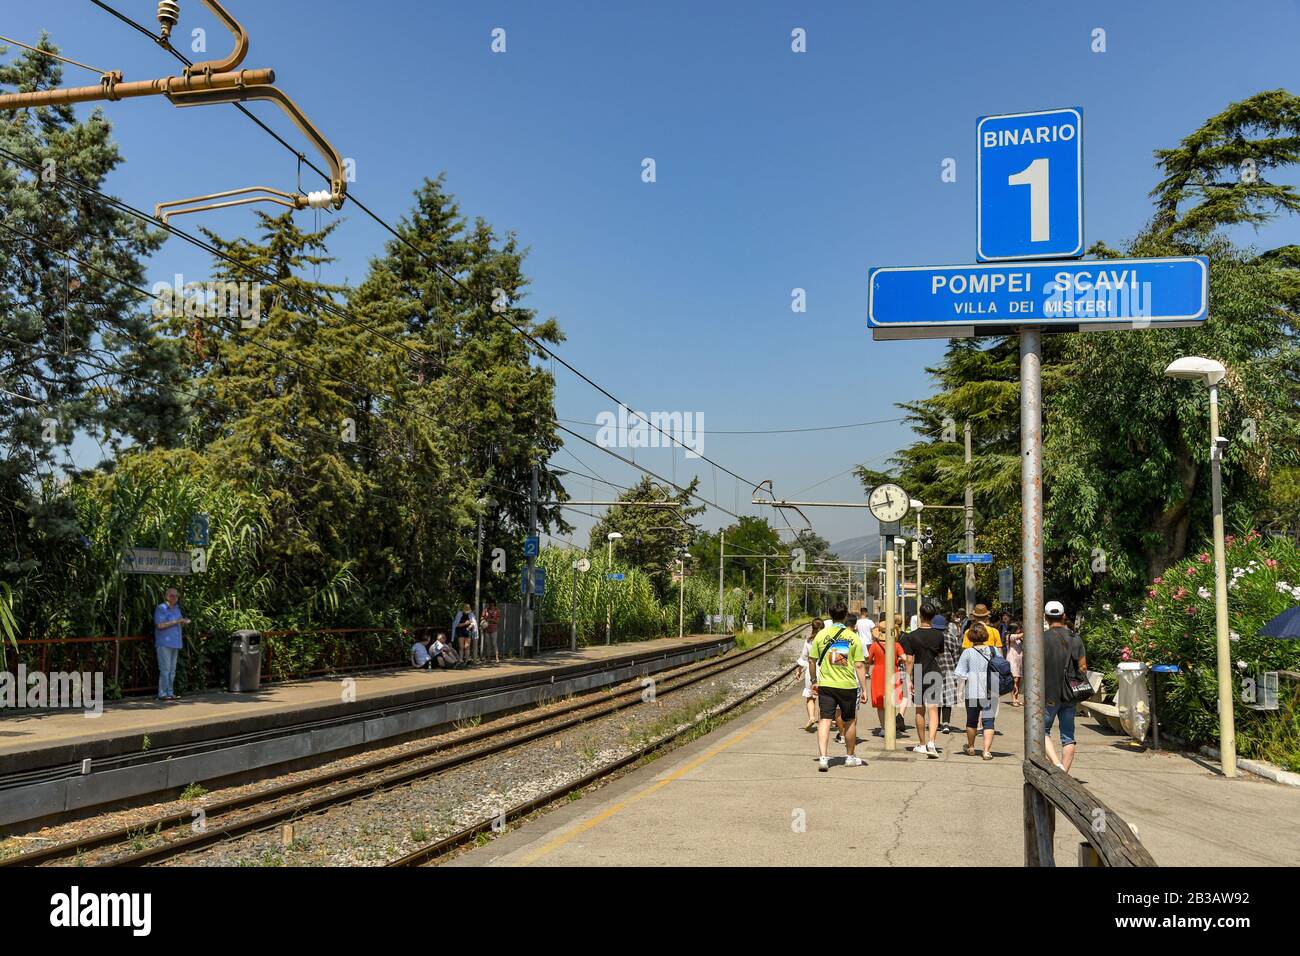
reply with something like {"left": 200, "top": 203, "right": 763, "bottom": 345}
{"left": 947, "top": 553, "right": 994, "bottom": 565}
{"left": 868, "top": 256, "right": 1208, "bottom": 340}
{"left": 978, "top": 107, "right": 1083, "bottom": 262}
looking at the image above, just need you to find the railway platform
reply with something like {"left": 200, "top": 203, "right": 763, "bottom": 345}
{"left": 0, "top": 633, "right": 732, "bottom": 828}
{"left": 452, "top": 682, "right": 1300, "bottom": 868}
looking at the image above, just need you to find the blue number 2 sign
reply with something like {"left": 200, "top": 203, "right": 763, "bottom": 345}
{"left": 977, "top": 107, "right": 1083, "bottom": 262}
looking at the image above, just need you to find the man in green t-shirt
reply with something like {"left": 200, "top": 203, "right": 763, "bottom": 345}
{"left": 809, "top": 602, "right": 868, "bottom": 772}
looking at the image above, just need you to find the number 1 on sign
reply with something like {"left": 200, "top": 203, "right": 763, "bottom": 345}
{"left": 1007, "top": 157, "right": 1050, "bottom": 242}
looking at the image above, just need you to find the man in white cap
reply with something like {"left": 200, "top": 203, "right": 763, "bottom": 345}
{"left": 1041, "top": 600, "right": 1087, "bottom": 773}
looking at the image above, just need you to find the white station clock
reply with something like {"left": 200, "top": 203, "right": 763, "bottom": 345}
{"left": 868, "top": 483, "right": 910, "bottom": 523}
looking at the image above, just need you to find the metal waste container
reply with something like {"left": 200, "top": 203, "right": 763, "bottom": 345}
{"left": 1116, "top": 661, "right": 1151, "bottom": 742}
{"left": 230, "top": 630, "right": 262, "bottom": 692}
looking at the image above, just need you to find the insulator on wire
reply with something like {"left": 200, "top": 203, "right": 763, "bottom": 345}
{"left": 304, "top": 190, "right": 333, "bottom": 209}
{"left": 157, "top": 1, "right": 181, "bottom": 40}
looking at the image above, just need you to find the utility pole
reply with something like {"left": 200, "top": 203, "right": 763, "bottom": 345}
{"left": 965, "top": 419, "right": 976, "bottom": 616}
{"left": 761, "top": 558, "right": 767, "bottom": 632}
{"left": 524, "top": 462, "right": 539, "bottom": 655}
{"left": 718, "top": 530, "right": 725, "bottom": 635}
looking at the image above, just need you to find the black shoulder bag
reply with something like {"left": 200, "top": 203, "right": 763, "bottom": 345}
{"left": 1058, "top": 629, "right": 1094, "bottom": 704}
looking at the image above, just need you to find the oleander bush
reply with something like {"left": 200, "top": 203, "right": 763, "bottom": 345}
{"left": 1081, "top": 531, "right": 1300, "bottom": 769}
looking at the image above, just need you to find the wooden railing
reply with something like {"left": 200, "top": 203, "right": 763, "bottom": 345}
{"left": 1023, "top": 753, "right": 1156, "bottom": 866}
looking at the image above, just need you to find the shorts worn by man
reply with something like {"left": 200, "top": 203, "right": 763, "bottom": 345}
{"left": 809, "top": 603, "right": 868, "bottom": 773}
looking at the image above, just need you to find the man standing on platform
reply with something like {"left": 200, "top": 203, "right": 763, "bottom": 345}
{"left": 902, "top": 604, "right": 945, "bottom": 758}
{"left": 808, "top": 602, "right": 868, "bottom": 773}
{"left": 154, "top": 587, "right": 190, "bottom": 701}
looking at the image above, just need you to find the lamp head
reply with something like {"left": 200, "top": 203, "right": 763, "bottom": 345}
{"left": 1164, "top": 356, "right": 1226, "bottom": 386}
{"left": 607, "top": 532, "right": 623, "bottom": 541}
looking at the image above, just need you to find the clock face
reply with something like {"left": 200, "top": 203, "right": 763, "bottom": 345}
{"left": 869, "top": 483, "right": 910, "bottom": 522}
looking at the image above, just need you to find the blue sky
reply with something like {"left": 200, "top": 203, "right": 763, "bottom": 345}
{"left": 9, "top": 0, "right": 1299, "bottom": 548}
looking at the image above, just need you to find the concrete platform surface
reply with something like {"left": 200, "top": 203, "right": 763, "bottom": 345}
{"left": 0, "top": 635, "right": 729, "bottom": 772}
{"left": 454, "top": 684, "right": 1300, "bottom": 867}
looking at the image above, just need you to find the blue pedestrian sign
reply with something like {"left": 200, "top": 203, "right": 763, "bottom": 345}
{"left": 947, "top": 553, "right": 994, "bottom": 565}
{"left": 868, "top": 257, "right": 1207, "bottom": 340}
{"left": 521, "top": 567, "right": 546, "bottom": 596}
{"left": 978, "top": 107, "right": 1083, "bottom": 262}
{"left": 523, "top": 535, "right": 539, "bottom": 558}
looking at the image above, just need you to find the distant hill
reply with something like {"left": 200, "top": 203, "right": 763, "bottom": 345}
{"left": 829, "top": 533, "right": 881, "bottom": 561}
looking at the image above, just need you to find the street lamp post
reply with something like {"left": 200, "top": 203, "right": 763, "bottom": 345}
{"left": 606, "top": 532, "right": 623, "bottom": 646}
{"left": 912, "top": 499, "right": 924, "bottom": 615}
{"left": 678, "top": 551, "right": 692, "bottom": 638}
{"left": 1165, "top": 356, "right": 1236, "bottom": 777}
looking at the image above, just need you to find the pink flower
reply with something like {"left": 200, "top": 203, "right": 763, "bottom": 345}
{"left": 1198, "top": 553, "right": 1211, "bottom": 564}
{"left": 1148, "top": 589, "right": 1158, "bottom": 598}
{"left": 1173, "top": 588, "right": 1187, "bottom": 601}
{"left": 1226, "top": 535, "right": 1236, "bottom": 546}
{"left": 1266, "top": 559, "right": 1278, "bottom": 569}
{"left": 1185, "top": 605, "right": 1198, "bottom": 615}
{"left": 1186, "top": 566, "right": 1198, "bottom": 577}
{"left": 1121, "top": 648, "right": 1131, "bottom": 661}
{"left": 1153, "top": 577, "right": 1164, "bottom": 585}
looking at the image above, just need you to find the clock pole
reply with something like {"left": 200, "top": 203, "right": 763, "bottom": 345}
{"left": 883, "top": 526, "right": 897, "bottom": 752}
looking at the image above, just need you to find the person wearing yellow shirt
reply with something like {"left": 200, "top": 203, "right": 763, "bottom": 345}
{"left": 808, "top": 602, "right": 868, "bottom": 773}
{"left": 961, "top": 604, "right": 1003, "bottom": 650}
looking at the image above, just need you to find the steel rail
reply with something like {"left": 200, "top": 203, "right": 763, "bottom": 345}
{"left": 4, "top": 624, "right": 807, "bottom": 867}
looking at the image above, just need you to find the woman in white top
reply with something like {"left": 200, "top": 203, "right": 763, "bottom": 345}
{"left": 797, "top": 624, "right": 818, "bottom": 732}
{"left": 954, "top": 627, "right": 1002, "bottom": 760}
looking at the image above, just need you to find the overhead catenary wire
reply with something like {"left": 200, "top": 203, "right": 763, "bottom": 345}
{"left": 79, "top": 0, "right": 764, "bottom": 498}
{"left": 0, "top": 34, "right": 111, "bottom": 76}
{"left": 556, "top": 415, "right": 906, "bottom": 435}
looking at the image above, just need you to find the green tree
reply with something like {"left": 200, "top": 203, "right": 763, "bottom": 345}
{"left": 587, "top": 476, "right": 704, "bottom": 596}
{"left": 1, "top": 37, "right": 187, "bottom": 633}
{"left": 348, "top": 176, "right": 567, "bottom": 618}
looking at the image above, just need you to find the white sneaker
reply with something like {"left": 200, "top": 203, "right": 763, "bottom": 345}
{"left": 817, "top": 756, "right": 830, "bottom": 772}
{"left": 1055, "top": 762, "right": 1067, "bottom": 772}
{"left": 912, "top": 744, "right": 929, "bottom": 755}
{"left": 844, "top": 755, "right": 863, "bottom": 767}
{"left": 926, "top": 742, "right": 939, "bottom": 758}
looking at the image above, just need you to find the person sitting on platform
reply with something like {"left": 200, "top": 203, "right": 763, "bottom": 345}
{"left": 411, "top": 634, "right": 435, "bottom": 669}
{"left": 432, "top": 631, "right": 466, "bottom": 669}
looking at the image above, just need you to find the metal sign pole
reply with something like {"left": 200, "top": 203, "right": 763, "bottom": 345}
{"left": 965, "top": 420, "right": 976, "bottom": 616}
{"left": 1020, "top": 328, "right": 1054, "bottom": 864}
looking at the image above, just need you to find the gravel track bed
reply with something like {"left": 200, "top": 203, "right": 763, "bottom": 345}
{"left": 5, "top": 643, "right": 759, "bottom": 866}
{"left": 162, "top": 635, "right": 802, "bottom": 866}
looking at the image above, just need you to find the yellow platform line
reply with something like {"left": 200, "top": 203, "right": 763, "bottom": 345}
{"left": 518, "top": 691, "right": 802, "bottom": 865}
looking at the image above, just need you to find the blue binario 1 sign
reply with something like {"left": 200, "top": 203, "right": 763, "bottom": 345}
{"left": 978, "top": 107, "right": 1083, "bottom": 262}
{"left": 868, "top": 256, "right": 1207, "bottom": 340}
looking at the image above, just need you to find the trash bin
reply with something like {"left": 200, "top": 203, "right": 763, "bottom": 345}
{"left": 1116, "top": 661, "right": 1150, "bottom": 742}
{"left": 230, "top": 630, "right": 262, "bottom": 693}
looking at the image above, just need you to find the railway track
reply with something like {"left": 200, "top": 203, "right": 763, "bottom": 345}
{"left": 4, "top": 622, "right": 810, "bottom": 867}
